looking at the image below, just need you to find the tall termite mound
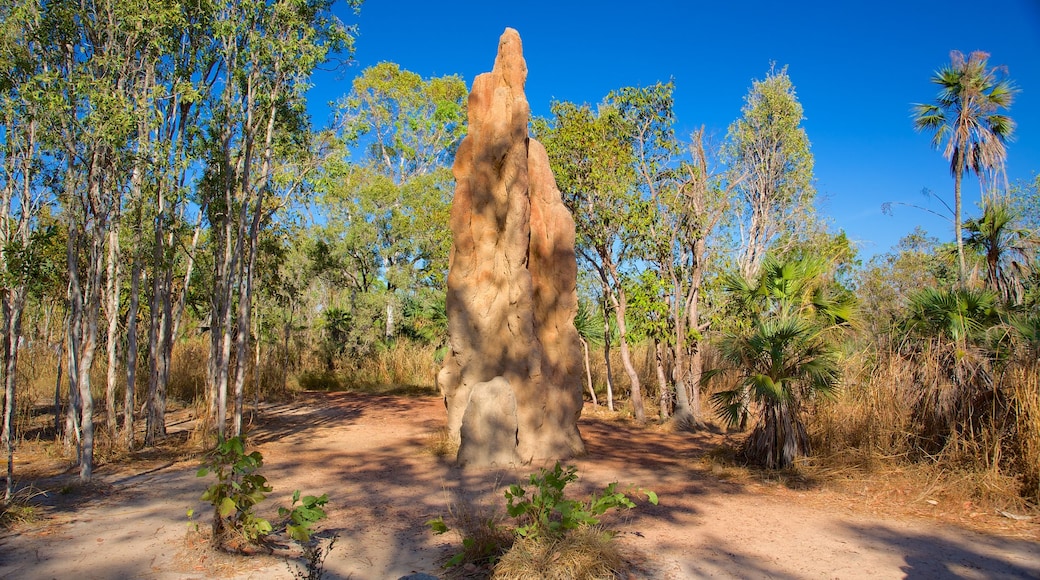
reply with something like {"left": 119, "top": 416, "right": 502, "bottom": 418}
{"left": 436, "top": 28, "right": 585, "bottom": 466}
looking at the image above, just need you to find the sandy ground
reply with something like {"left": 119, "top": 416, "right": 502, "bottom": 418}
{"left": 1, "top": 391, "right": 1038, "bottom": 579}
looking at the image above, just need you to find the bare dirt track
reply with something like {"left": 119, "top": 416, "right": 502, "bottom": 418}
{"left": 1, "top": 391, "right": 1038, "bottom": 579}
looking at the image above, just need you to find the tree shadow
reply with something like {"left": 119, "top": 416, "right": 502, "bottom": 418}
{"left": 846, "top": 522, "right": 1040, "bottom": 579}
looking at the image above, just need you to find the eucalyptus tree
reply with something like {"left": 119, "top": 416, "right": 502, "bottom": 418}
{"left": 913, "top": 50, "right": 1016, "bottom": 282}
{"left": 650, "top": 128, "right": 740, "bottom": 429}
{"left": 534, "top": 83, "right": 678, "bottom": 423}
{"left": 40, "top": 0, "right": 180, "bottom": 481}
{"left": 203, "top": 0, "right": 360, "bottom": 438}
{"left": 330, "top": 63, "right": 466, "bottom": 343}
{"left": 0, "top": 0, "right": 57, "bottom": 499}
{"left": 725, "top": 66, "right": 815, "bottom": 280}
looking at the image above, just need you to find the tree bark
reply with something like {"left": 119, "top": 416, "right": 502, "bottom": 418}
{"left": 579, "top": 336, "right": 597, "bottom": 406}
{"left": 954, "top": 156, "right": 966, "bottom": 284}
{"left": 124, "top": 253, "right": 140, "bottom": 450}
{"left": 609, "top": 285, "right": 645, "bottom": 422}
{"left": 105, "top": 228, "right": 121, "bottom": 435}
{"left": 602, "top": 297, "right": 615, "bottom": 412}
{"left": 655, "top": 338, "right": 670, "bottom": 421}
{"left": 3, "top": 288, "right": 26, "bottom": 501}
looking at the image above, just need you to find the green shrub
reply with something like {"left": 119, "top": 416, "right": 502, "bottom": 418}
{"left": 196, "top": 435, "right": 330, "bottom": 551}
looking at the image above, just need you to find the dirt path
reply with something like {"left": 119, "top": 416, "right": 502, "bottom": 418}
{"left": 1, "top": 392, "right": 1038, "bottom": 579}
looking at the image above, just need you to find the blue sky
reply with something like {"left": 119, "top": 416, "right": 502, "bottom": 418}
{"left": 310, "top": 0, "right": 1040, "bottom": 260}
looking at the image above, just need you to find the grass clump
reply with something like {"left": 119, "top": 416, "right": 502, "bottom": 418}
{"left": 493, "top": 526, "right": 627, "bottom": 580}
{"left": 429, "top": 462, "right": 656, "bottom": 579}
{"left": 0, "top": 487, "right": 44, "bottom": 528}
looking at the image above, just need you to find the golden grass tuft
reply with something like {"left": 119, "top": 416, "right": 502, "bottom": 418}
{"left": 425, "top": 427, "right": 460, "bottom": 459}
{"left": 492, "top": 526, "right": 628, "bottom": 580}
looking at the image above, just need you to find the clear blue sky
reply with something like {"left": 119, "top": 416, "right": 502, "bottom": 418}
{"left": 310, "top": 0, "right": 1040, "bottom": 260}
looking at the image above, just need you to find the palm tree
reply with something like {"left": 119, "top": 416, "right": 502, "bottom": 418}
{"left": 912, "top": 50, "right": 1016, "bottom": 283}
{"left": 905, "top": 286, "right": 1000, "bottom": 345}
{"left": 964, "top": 198, "right": 1034, "bottom": 304}
{"left": 707, "top": 257, "right": 854, "bottom": 469}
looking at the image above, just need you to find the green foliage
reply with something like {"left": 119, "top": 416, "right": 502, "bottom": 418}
{"left": 504, "top": 462, "right": 657, "bottom": 540}
{"left": 726, "top": 65, "right": 816, "bottom": 278}
{"left": 707, "top": 256, "right": 854, "bottom": 468}
{"left": 905, "top": 287, "right": 1000, "bottom": 344}
{"left": 964, "top": 197, "right": 1034, "bottom": 304}
{"left": 197, "top": 436, "right": 329, "bottom": 549}
{"left": 279, "top": 490, "right": 330, "bottom": 543}
{"left": 198, "top": 436, "right": 274, "bottom": 545}
{"left": 338, "top": 62, "right": 467, "bottom": 182}
{"left": 428, "top": 463, "right": 656, "bottom": 570}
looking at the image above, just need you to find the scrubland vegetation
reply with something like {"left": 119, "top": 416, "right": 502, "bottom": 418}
{"left": 1, "top": 1, "right": 1037, "bottom": 566}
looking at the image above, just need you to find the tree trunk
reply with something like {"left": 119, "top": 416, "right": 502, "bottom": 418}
{"left": 579, "top": 336, "right": 597, "bottom": 406}
{"left": 146, "top": 197, "right": 167, "bottom": 446}
{"left": 53, "top": 312, "right": 67, "bottom": 439}
{"left": 65, "top": 311, "right": 81, "bottom": 457}
{"left": 105, "top": 228, "right": 121, "bottom": 435}
{"left": 124, "top": 254, "right": 141, "bottom": 450}
{"left": 602, "top": 298, "right": 615, "bottom": 412}
{"left": 655, "top": 338, "right": 670, "bottom": 421}
{"left": 954, "top": 163, "right": 966, "bottom": 284}
{"left": 610, "top": 287, "right": 645, "bottom": 422}
{"left": 281, "top": 299, "right": 294, "bottom": 394}
{"left": 253, "top": 313, "right": 262, "bottom": 412}
{"left": 69, "top": 216, "right": 105, "bottom": 483}
{"left": 170, "top": 212, "right": 203, "bottom": 342}
{"left": 3, "top": 287, "right": 26, "bottom": 501}
{"left": 232, "top": 262, "right": 250, "bottom": 437}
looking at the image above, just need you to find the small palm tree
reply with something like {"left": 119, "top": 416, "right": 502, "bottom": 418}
{"left": 964, "top": 198, "right": 1033, "bottom": 304}
{"left": 707, "top": 257, "right": 853, "bottom": 469}
{"left": 905, "top": 286, "right": 1000, "bottom": 345}
{"left": 912, "top": 50, "right": 1017, "bottom": 282}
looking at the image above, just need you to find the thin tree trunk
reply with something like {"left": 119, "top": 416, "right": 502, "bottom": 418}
{"left": 281, "top": 299, "right": 294, "bottom": 394}
{"left": 610, "top": 287, "right": 645, "bottom": 422}
{"left": 602, "top": 298, "right": 615, "bottom": 412}
{"left": 579, "top": 336, "right": 597, "bottom": 406}
{"left": 954, "top": 163, "right": 966, "bottom": 284}
{"left": 655, "top": 338, "right": 670, "bottom": 421}
{"left": 53, "top": 312, "right": 67, "bottom": 439}
{"left": 2, "top": 288, "right": 26, "bottom": 501}
{"left": 170, "top": 211, "right": 204, "bottom": 341}
{"left": 253, "top": 312, "right": 261, "bottom": 412}
{"left": 146, "top": 194, "right": 166, "bottom": 445}
{"left": 65, "top": 313, "right": 81, "bottom": 457}
{"left": 124, "top": 253, "right": 141, "bottom": 450}
{"left": 105, "top": 228, "right": 121, "bottom": 435}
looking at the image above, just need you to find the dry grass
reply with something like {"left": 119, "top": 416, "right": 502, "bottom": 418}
{"left": 426, "top": 426, "right": 460, "bottom": 459}
{"left": 436, "top": 493, "right": 514, "bottom": 577}
{"left": 0, "top": 486, "right": 46, "bottom": 529}
{"left": 809, "top": 343, "right": 1040, "bottom": 508}
{"left": 493, "top": 526, "right": 628, "bottom": 580}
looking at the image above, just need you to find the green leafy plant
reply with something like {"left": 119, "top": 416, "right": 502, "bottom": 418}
{"left": 198, "top": 435, "right": 274, "bottom": 547}
{"left": 427, "top": 463, "right": 656, "bottom": 571}
{"left": 279, "top": 491, "right": 330, "bottom": 543}
{"left": 504, "top": 462, "right": 657, "bottom": 540}
{"left": 197, "top": 436, "right": 330, "bottom": 551}
{"left": 426, "top": 510, "right": 511, "bottom": 568}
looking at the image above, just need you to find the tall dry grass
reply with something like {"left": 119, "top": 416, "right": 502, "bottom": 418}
{"left": 810, "top": 340, "right": 1040, "bottom": 506}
